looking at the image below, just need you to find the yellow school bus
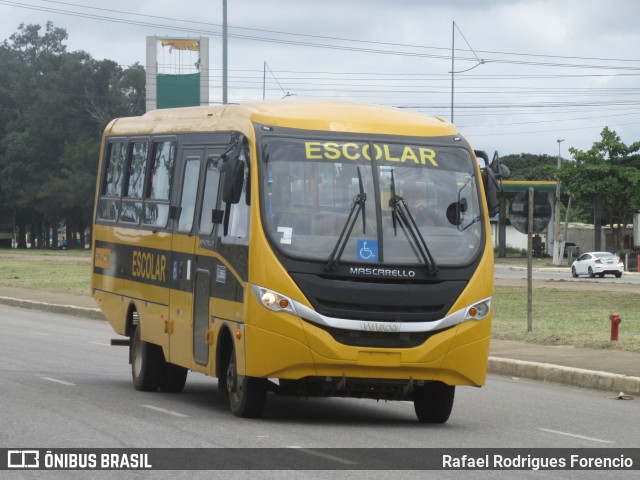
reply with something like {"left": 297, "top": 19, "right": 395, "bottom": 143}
{"left": 91, "top": 101, "right": 500, "bottom": 423}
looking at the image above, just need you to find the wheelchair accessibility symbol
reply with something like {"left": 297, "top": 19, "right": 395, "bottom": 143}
{"left": 357, "top": 240, "right": 378, "bottom": 262}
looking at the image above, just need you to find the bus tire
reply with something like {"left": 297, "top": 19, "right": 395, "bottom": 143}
{"left": 225, "top": 345, "right": 267, "bottom": 418}
{"left": 160, "top": 363, "right": 188, "bottom": 393}
{"left": 413, "top": 382, "right": 455, "bottom": 424}
{"left": 131, "top": 326, "right": 163, "bottom": 392}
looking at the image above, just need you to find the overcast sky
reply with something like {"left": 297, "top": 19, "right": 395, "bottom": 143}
{"left": 1, "top": 0, "right": 639, "bottom": 157}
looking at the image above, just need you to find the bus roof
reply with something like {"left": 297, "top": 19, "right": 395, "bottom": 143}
{"left": 104, "top": 101, "right": 459, "bottom": 139}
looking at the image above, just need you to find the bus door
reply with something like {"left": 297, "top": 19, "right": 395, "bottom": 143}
{"left": 192, "top": 150, "right": 224, "bottom": 368}
{"left": 193, "top": 140, "right": 249, "bottom": 373}
{"left": 168, "top": 146, "right": 204, "bottom": 369}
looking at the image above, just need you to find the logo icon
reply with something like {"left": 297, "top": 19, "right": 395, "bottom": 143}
{"left": 357, "top": 240, "right": 378, "bottom": 262}
{"left": 8, "top": 450, "right": 39, "bottom": 469}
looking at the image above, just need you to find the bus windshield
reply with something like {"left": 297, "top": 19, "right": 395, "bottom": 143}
{"left": 259, "top": 136, "right": 483, "bottom": 267}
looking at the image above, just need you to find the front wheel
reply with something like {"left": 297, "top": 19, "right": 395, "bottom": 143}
{"left": 224, "top": 344, "right": 267, "bottom": 418}
{"left": 615, "top": 272, "right": 623, "bottom": 278}
{"left": 571, "top": 266, "right": 578, "bottom": 278}
{"left": 414, "top": 382, "right": 455, "bottom": 424}
{"left": 588, "top": 267, "right": 595, "bottom": 278}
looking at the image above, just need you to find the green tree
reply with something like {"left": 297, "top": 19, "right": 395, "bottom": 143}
{"left": 499, "top": 153, "right": 557, "bottom": 181}
{"left": 0, "top": 22, "right": 146, "bottom": 248}
{"left": 559, "top": 127, "right": 640, "bottom": 254}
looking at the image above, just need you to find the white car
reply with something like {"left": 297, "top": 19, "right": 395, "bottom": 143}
{"left": 571, "top": 252, "right": 624, "bottom": 278}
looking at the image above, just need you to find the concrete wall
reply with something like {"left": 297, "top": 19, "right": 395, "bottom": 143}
{"left": 492, "top": 222, "right": 606, "bottom": 255}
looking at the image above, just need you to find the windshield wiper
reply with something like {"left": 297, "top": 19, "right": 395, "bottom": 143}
{"left": 389, "top": 170, "right": 438, "bottom": 275}
{"left": 325, "top": 167, "right": 367, "bottom": 271}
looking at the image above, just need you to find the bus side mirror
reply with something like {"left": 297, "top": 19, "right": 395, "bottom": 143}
{"left": 498, "top": 163, "right": 510, "bottom": 179}
{"left": 446, "top": 198, "right": 467, "bottom": 226}
{"left": 221, "top": 157, "right": 245, "bottom": 204}
{"left": 482, "top": 166, "right": 500, "bottom": 217}
{"left": 476, "top": 150, "right": 506, "bottom": 217}
{"left": 220, "top": 135, "right": 247, "bottom": 204}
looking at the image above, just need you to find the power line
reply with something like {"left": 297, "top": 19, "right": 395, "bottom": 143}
{"left": 457, "top": 110, "right": 640, "bottom": 128}
{"left": 31, "top": 0, "right": 640, "bottom": 65}
{"left": 466, "top": 120, "right": 640, "bottom": 137}
{"left": 2, "top": 0, "right": 640, "bottom": 71}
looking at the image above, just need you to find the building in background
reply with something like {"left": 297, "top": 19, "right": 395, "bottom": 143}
{"left": 146, "top": 37, "right": 209, "bottom": 111}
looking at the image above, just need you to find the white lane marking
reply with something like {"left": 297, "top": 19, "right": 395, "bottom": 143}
{"left": 88, "top": 341, "right": 110, "bottom": 346}
{"left": 41, "top": 377, "right": 76, "bottom": 386}
{"left": 539, "top": 428, "right": 614, "bottom": 444}
{"left": 140, "top": 404, "right": 189, "bottom": 418}
{"left": 31, "top": 332, "right": 51, "bottom": 336}
{"left": 287, "top": 446, "right": 358, "bottom": 465}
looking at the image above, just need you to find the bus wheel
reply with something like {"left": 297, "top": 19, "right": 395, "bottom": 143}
{"left": 131, "top": 326, "right": 163, "bottom": 392}
{"left": 413, "top": 382, "right": 455, "bottom": 424}
{"left": 159, "top": 363, "right": 188, "bottom": 393}
{"left": 225, "top": 345, "right": 267, "bottom": 418}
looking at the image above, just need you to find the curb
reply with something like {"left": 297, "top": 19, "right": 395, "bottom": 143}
{"left": 505, "top": 266, "right": 640, "bottom": 276}
{"left": 0, "top": 296, "right": 104, "bottom": 320}
{"left": 488, "top": 357, "right": 640, "bottom": 396}
{"left": 2, "top": 295, "right": 638, "bottom": 395}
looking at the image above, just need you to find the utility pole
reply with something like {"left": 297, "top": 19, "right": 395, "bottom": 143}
{"left": 527, "top": 187, "right": 534, "bottom": 332}
{"left": 222, "top": 0, "right": 228, "bottom": 104}
{"left": 553, "top": 139, "right": 565, "bottom": 265}
{"left": 450, "top": 21, "right": 455, "bottom": 123}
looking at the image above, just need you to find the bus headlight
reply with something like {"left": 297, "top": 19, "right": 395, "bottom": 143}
{"left": 251, "top": 285, "right": 297, "bottom": 314}
{"left": 464, "top": 298, "right": 492, "bottom": 321}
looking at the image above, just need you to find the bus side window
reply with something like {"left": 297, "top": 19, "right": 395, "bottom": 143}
{"left": 199, "top": 155, "right": 222, "bottom": 236}
{"left": 177, "top": 158, "right": 201, "bottom": 233}
{"left": 143, "top": 141, "right": 175, "bottom": 228}
{"left": 97, "top": 141, "right": 126, "bottom": 222}
{"left": 120, "top": 141, "right": 148, "bottom": 225}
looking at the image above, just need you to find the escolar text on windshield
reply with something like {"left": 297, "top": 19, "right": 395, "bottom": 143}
{"left": 304, "top": 141, "right": 439, "bottom": 167}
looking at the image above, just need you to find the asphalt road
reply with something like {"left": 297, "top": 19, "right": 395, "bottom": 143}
{"left": 1, "top": 305, "right": 639, "bottom": 479}
{"left": 495, "top": 264, "right": 640, "bottom": 285}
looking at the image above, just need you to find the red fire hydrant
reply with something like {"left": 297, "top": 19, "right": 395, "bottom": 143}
{"left": 610, "top": 314, "right": 621, "bottom": 341}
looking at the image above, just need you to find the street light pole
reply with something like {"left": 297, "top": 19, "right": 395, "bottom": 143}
{"left": 222, "top": 0, "right": 228, "bottom": 104}
{"left": 553, "top": 139, "right": 565, "bottom": 265}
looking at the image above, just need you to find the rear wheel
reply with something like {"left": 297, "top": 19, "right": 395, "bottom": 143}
{"left": 160, "top": 363, "right": 188, "bottom": 393}
{"left": 131, "top": 326, "right": 163, "bottom": 392}
{"left": 588, "top": 267, "right": 595, "bottom": 278}
{"left": 414, "top": 382, "right": 455, "bottom": 424}
{"left": 224, "top": 344, "right": 267, "bottom": 418}
{"left": 131, "top": 325, "right": 188, "bottom": 393}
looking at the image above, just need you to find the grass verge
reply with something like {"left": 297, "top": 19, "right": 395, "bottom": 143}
{"left": 492, "top": 286, "right": 640, "bottom": 353}
{"left": 0, "top": 251, "right": 91, "bottom": 297}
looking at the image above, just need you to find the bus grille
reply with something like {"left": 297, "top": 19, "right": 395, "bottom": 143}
{"left": 290, "top": 272, "right": 466, "bottom": 323}
{"left": 316, "top": 325, "right": 449, "bottom": 348}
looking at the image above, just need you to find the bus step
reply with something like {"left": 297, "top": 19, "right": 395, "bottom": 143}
{"left": 110, "top": 338, "right": 130, "bottom": 346}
